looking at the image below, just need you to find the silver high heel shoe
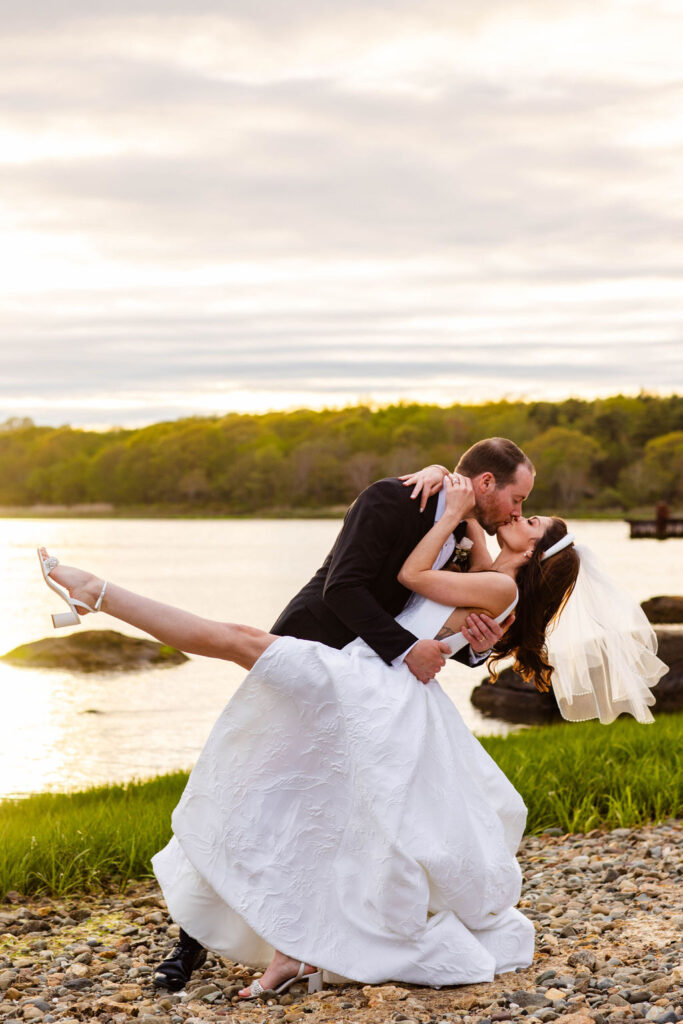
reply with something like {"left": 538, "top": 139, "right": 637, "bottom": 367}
{"left": 241, "top": 962, "right": 323, "bottom": 999}
{"left": 37, "top": 547, "right": 107, "bottom": 628}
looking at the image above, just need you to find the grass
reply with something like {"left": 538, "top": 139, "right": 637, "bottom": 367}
{"left": 1, "top": 714, "right": 681, "bottom": 899}
{"left": 0, "top": 772, "right": 186, "bottom": 899}
{"left": 480, "top": 711, "right": 682, "bottom": 834}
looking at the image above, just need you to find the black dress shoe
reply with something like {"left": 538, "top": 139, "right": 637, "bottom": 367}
{"left": 153, "top": 928, "right": 207, "bottom": 991}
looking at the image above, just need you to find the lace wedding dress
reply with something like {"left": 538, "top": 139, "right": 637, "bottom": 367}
{"left": 153, "top": 593, "right": 534, "bottom": 986}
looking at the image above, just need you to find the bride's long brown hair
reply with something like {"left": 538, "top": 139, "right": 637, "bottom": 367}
{"left": 487, "top": 517, "right": 580, "bottom": 693}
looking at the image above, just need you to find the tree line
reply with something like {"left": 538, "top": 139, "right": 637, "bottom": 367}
{"left": 1, "top": 394, "right": 682, "bottom": 515}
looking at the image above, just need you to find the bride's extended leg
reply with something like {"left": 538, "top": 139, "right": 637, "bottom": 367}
{"left": 41, "top": 551, "right": 275, "bottom": 670}
{"left": 239, "top": 950, "right": 319, "bottom": 998}
{"left": 43, "top": 554, "right": 321, "bottom": 994}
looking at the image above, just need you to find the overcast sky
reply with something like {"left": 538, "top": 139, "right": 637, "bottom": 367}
{"left": 1, "top": 0, "right": 681, "bottom": 428}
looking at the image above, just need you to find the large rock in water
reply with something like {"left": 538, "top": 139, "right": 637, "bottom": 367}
{"left": 655, "top": 629, "right": 683, "bottom": 709}
{"left": 641, "top": 595, "right": 683, "bottom": 623}
{"left": 470, "top": 668, "right": 561, "bottom": 725}
{"left": 1, "top": 629, "right": 188, "bottom": 672}
{"left": 470, "top": 627, "right": 683, "bottom": 724}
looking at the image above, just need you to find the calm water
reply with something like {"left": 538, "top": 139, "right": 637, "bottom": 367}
{"left": 0, "top": 518, "right": 678, "bottom": 799}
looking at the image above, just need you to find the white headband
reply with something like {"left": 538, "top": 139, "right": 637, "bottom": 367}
{"left": 541, "top": 532, "right": 575, "bottom": 560}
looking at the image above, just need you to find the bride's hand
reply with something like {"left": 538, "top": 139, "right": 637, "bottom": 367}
{"left": 462, "top": 611, "right": 512, "bottom": 654}
{"left": 444, "top": 473, "right": 475, "bottom": 519}
{"left": 399, "top": 465, "right": 449, "bottom": 512}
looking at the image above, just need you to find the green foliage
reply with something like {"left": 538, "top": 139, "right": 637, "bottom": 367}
{"left": 642, "top": 431, "right": 683, "bottom": 503}
{"left": 525, "top": 427, "right": 605, "bottom": 507}
{"left": 1, "top": 714, "right": 680, "bottom": 897}
{"left": 0, "top": 394, "right": 681, "bottom": 514}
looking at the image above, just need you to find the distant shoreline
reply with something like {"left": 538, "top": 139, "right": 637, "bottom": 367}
{"left": 0, "top": 505, "right": 644, "bottom": 521}
{"left": 0, "top": 504, "right": 349, "bottom": 520}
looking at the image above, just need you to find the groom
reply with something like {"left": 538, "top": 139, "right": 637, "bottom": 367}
{"left": 271, "top": 436, "right": 535, "bottom": 683}
{"left": 153, "top": 435, "right": 535, "bottom": 989}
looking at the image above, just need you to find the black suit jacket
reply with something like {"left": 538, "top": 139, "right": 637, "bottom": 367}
{"left": 271, "top": 477, "right": 472, "bottom": 665}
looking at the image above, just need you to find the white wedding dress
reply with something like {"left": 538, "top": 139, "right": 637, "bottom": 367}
{"left": 152, "top": 593, "right": 535, "bottom": 986}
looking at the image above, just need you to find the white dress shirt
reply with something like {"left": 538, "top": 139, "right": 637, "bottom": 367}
{"left": 393, "top": 485, "right": 483, "bottom": 667}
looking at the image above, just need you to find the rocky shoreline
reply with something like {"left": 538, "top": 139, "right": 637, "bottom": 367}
{"left": 1, "top": 821, "right": 680, "bottom": 1024}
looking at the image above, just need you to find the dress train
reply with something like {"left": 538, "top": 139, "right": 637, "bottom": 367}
{"left": 153, "top": 597, "right": 534, "bottom": 986}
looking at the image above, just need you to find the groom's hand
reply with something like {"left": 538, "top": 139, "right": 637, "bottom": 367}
{"left": 405, "top": 639, "right": 451, "bottom": 684}
{"left": 462, "top": 611, "right": 514, "bottom": 654}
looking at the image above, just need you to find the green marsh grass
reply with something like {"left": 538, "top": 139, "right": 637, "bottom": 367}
{"left": 480, "top": 711, "right": 682, "bottom": 834}
{"left": 0, "top": 772, "right": 187, "bottom": 899}
{"left": 1, "top": 713, "right": 681, "bottom": 898}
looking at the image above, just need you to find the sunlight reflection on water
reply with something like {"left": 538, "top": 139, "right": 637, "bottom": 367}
{"left": 0, "top": 517, "right": 677, "bottom": 797}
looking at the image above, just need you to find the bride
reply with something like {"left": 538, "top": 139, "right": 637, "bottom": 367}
{"left": 37, "top": 477, "right": 664, "bottom": 996}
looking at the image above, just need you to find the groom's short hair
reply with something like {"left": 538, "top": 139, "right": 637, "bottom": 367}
{"left": 456, "top": 437, "right": 534, "bottom": 486}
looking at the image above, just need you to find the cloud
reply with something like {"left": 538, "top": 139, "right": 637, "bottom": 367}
{"left": 0, "top": 0, "right": 681, "bottom": 426}
{"left": 3, "top": 83, "right": 681, "bottom": 266}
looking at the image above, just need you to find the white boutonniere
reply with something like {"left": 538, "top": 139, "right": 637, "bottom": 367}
{"left": 450, "top": 535, "right": 473, "bottom": 571}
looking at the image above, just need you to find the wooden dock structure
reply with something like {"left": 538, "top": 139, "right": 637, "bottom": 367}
{"left": 627, "top": 518, "right": 683, "bottom": 539}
